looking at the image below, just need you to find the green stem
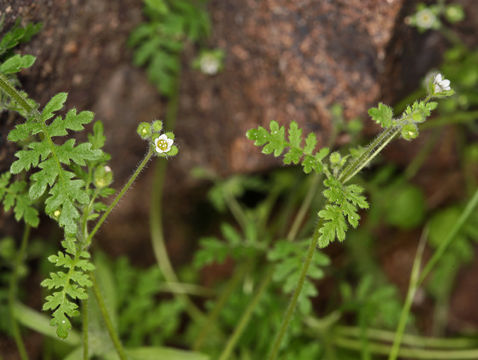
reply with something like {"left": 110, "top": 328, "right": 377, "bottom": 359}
{"left": 335, "top": 325, "right": 478, "bottom": 349}
{"left": 218, "top": 269, "right": 273, "bottom": 360}
{"left": 150, "top": 159, "right": 205, "bottom": 323}
{"left": 193, "top": 263, "right": 250, "bottom": 351}
{"left": 338, "top": 125, "right": 400, "bottom": 184}
{"left": 86, "top": 147, "right": 154, "bottom": 245}
{"left": 8, "top": 225, "right": 31, "bottom": 360}
{"left": 334, "top": 336, "right": 478, "bottom": 359}
{"left": 82, "top": 299, "right": 89, "bottom": 360}
{"left": 91, "top": 274, "right": 126, "bottom": 360}
{"left": 267, "top": 222, "right": 323, "bottom": 360}
{"left": 418, "top": 189, "right": 478, "bottom": 285}
{"left": 389, "top": 228, "right": 428, "bottom": 360}
{"left": 405, "top": 128, "right": 442, "bottom": 179}
{"left": 0, "top": 73, "right": 36, "bottom": 114}
{"left": 224, "top": 190, "right": 249, "bottom": 232}
{"left": 287, "top": 173, "right": 321, "bottom": 241}
{"left": 149, "top": 75, "right": 205, "bottom": 322}
{"left": 420, "top": 111, "right": 478, "bottom": 130}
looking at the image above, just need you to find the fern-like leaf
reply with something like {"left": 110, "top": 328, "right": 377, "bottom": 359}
{"left": 41, "top": 238, "right": 94, "bottom": 339}
{"left": 268, "top": 240, "right": 330, "bottom": 314}
{"left": 318, "top": 178, "right": 369, "bottom": 247}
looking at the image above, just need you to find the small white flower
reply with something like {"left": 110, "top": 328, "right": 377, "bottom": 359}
{"left": 433, "top": 73, "right": 451, "bottom": 93}
{"left": 154, "top": 134, "right": 173, "bottom": 154}
{"left": 200, "top": 55, "right": 220, "bottom": 75}
{"left": 415, "top": 8, "right": 437, "bottom": 29}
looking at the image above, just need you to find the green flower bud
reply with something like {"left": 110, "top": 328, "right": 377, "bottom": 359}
{"left": 137, "top": 122, "right": 151, "bottom": 139}
{"left": 445, "top": 5, "right": 464, "bottom": 23}
{"left": 330, "top": 152, "right": 342, "bottom": 164}
{"left": 152, "top": 120, "right": 163, "bottom": 133}
{"left": 401, "top": 123, "right": 418, "bottom": 141}
{"left": 94, "top": 165, "right": 113, "bottom": 188}
{"left": 412, "top": 112, "right": 424, "bottom": 123}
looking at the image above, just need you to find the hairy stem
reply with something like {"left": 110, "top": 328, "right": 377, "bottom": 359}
{"left": 267, "top": 220, "right": 323, "bottom": 360}
{"left": 0, "top": 73, "right": 36, "bottom": 114}
{"left": 8, "top": 225, "right": 30, "bottom": 360}
{"left": 91, "top": 274, "right": 126, "bottom": 360}
{"left": 218, "top": 269, "right": 273, "bottom": 360}
{"left": 338, "top": 125, "right": 400, "bottom": 184}
{"left": 389, "top": 228, "right": 428, "bottom": 360}
{"left": 87, "top": 147, "right": 154, "bottom": 244}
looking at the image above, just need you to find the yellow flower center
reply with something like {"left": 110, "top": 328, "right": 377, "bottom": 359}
{"left": 157, "top": 139, "right": 168, "bottom": 151}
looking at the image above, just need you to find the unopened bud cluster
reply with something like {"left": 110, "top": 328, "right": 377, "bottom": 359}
{"left": 136, "top": 120, "right": 178, "bottom": 157}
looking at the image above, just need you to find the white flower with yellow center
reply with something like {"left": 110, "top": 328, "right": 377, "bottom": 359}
{"left": 433, "top": 73, "right": 451, "bottom": 93}
{"left": 154, "top": 134, "right": 174, "bottom": 154}
{"left": 415, "top": 8, "right": 437, "bottom": 29}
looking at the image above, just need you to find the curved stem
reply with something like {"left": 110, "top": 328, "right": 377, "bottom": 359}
{"left": 267, "top": 222, "right": 323, "bottom": 360}
{"left": 86, "top": 148, "right": 154, "bottom": 245}
{"left": 335, "top": 325, "right": 478, "bottom": 349}
{"left": 418, "top": 189, "right": 478, "bottom": 285}
{"left": 334, "top": 336, "right": 478, "bottom": 359}
{"left": 8, "top": 225, "right": 31, "bottom": 360}
{"left": 91, "top": 274, "right": 126, "bottom": 360}
{"left": 218, "top": 269, "right": 272, "bottom": 360}
{"left": 149, "top": 74, "right": 205, "bottom": 322}
{"left": 389, "top": 228, "right": 428, "bottom": 360}
{"left": 150, "top": 159, "right": 205, "bottom": 323}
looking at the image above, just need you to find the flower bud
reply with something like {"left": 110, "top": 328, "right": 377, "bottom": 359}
{"left": 152, "top": 120, "right": 163, "bottom": 133}
{"left": 94, "top": 165, "right": 113, "bottom": 188}
{"left": 401, "top": 123, "right": 418, "bottom": 141}
{"left": 137, "top": 122, "right": 151, "bottom": 139}
{"left": 330, "top": 152, "right": 342, "bottom": 164}
{"left": 445, "top": 5, "right": 464, "bottom": 23}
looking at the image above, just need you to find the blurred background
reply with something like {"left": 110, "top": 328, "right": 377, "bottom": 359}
{"left": 0, "top": 0, "right": 477, "bottom": 359}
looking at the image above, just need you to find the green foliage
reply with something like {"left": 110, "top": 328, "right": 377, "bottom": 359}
{"left": 427, "top": 206, "right": 478, "bottom": 298}
{"left": 129, "top": 0, "right": 210, "bottom": 95}
{"left": 0, "top": 172, "right": 39, "bottom": 227}
{"left": 368, "top": 102, "right": 393, "bottom": 128}
{"left": 41, "top": 238, "right": 95, "bottom": 339}
{"left": 268, "top": 240, "right": 330, "bottom": 314}
{"left": 8, "top": 93, "right": 103, "bottom": 234}
{"left": 0, "top": 23, "right": 117, "bottom": 340}
{"left": 194, "top": 222, "right": 262, "bottom": 268}
{"left": 114, "top": 257, "right": 186, "bottom": 346}
{"left": 0, "top": 54, "right": 36, "bottom": 74}
{"left": 246, "top": 120, "right": 330, "bottom": 174}
{"left": 341, "top": 275, "right": 402, "bottom": 329}
{"left": 318, "top": 178, "right": 368, "bottom": 247}
{"left": 0, "top": 19, "right": 42, "bottom": 58}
